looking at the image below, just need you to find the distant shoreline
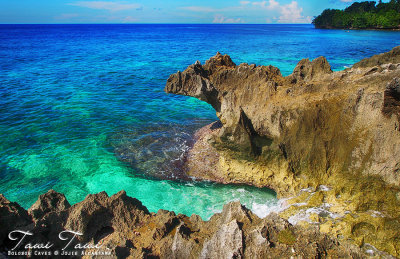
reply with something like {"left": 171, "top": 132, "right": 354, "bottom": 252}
{"left": 314, "top": 26, "right": 400, "bottom": 31}
{"left": 312, "top": 1, "right": 400, "bottom": 31}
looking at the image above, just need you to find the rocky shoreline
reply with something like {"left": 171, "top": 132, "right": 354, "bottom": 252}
{"left": 0, "top": 190, "right": 377, "bottom": 258}
{"left": 2, "top": 47, "right": 400, "bottom": 258}
{"left": 165, "top": 46, "right": 400, "bottom": 257}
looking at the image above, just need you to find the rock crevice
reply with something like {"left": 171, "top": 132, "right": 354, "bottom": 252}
{"left": 0, "top": 190, "right": 368, "bottom": 258}
{"left": 165, "top": 46, "right": 400, "bottom": 257}
{"left": 165, "top": 46, "right": 400, "bottom": 189}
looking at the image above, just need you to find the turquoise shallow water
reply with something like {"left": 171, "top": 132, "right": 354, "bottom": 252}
{"left": 1, "top": 24, "right": 400, "bottom": 219}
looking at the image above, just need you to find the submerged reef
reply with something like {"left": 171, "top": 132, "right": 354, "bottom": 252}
{"left": 165, "top": 46, "right": 400, "bottom": 257}
{"left": 2, "top": 47, "right": 400, "bottom": 258}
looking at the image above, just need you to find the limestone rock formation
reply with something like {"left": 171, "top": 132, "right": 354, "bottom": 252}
{"left": 2, "top": 48, "right": 400, "bottom": 258}
{"left": 165, "top": 46, "right": 400, "bottom": 257}
{"left": 288, "top": 56, "right": 332, "bottom": 83}
{"left": 382, "top": 77, "right": 400, "bottom": 120}
{"left": 199, "top": 219, "right": 243, "bottom": 259}
{"left": 0, "top": 190, "right": 370, "bottom": 258}
{"left": 0, "top": 194, "right": 32, "bottom": 251}
{"left": 353, "top": 46, "right": 400, "bottom": 68}
{"left": 165, "top": 46, "right": 400, "bottom": 190}
{"left": 28, "top": 189, "right": 70, "bottom": 220}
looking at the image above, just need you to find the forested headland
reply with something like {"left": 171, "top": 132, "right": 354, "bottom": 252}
{"left": 312, "top": 0, "right": 400, "bottom": 29}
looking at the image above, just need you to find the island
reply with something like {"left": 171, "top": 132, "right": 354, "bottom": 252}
{"left": 312, "top": 0, "right": 400, "bottom": 29}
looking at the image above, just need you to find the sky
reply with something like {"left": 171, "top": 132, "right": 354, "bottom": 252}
{"left": 0, "top": 0, "right": 365, "bottom": 24}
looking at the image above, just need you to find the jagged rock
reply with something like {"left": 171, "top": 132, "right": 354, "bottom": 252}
{"left": 165, "top": 47, "right": 400, "bottom": 189}
{"left": 165, "top": 46, "right": 400, "bottom": 257}
{"left": 3, "top": 48, "right": 400, "bottom": 258}
{"left": 205, "top": 52, "right": 236, "bottom": 72}
{"left": 170, "top": 223, "right": 198, "bottom": 259}
{"left": 200, "top": 219, "right": 243, "bottom": 259}
{"left": 0, "top": 191, "right": 367, "bottom": 258}
{"left": 219, "top": 201, "right": 253, "bottom": 225}
{"left": 28, "top": 189, "right": 70, "bottom": 220}
{"left": 0, "top": 194, "right": 32, "bottom": 251}
{"left": 64, "top": 190, "right": 149, "bottom": 243}
{"left": 288, "top": 56, "right": 332, "bottom": 83}
{"left": 150, "top": 210, "right": 180, "bottom": 240}
{"left": 353, "top": 46, "right": 400, "bottom": 68}
{"left": 165, "top": 52, "right": 283, "bottom": 136}
{"left": 382, "top": 77, "right": 400, "bottom": 121}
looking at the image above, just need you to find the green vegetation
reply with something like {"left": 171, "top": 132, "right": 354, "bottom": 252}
{"left": 278, "top": 229, "right": 296, "bottom": 245}
{"left": 312, "top": 0, "right": 400, "bottom": 29}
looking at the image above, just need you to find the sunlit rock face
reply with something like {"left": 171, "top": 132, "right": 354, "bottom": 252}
{"left": 165, "top": 48, "right": 400, "bottom": 189}
{"left": 165, "top": 47, "right": 400, "bottom": 257}
{"left": 0, "top": 190, "right": 366, "bottom": 258}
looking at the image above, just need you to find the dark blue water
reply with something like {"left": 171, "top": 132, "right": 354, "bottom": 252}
{"left": 1, "top": 24, "right": 399, "bottom": 219}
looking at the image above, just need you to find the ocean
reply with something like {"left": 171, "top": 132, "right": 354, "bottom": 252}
{"left": 1, "top": 24, "right": 399, "bottom": 219}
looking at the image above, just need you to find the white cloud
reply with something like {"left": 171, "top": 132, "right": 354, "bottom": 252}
{"left": 180, "top": 6, "right": 217, "bottom": 12}
{"left": 213, "top": 14, "right": 244, "bottom": 24}
{"left": 182, "top": 0, "right": 310, "bottom": 24}
{"left": 252, "top": 1, "right": 265, "bottom": 7}
{"left": 278, "top": 1, "right": 311, "bottom": 23}
{"left": 252, "top": 0, "right": 279, "bottom": 10}
{"left": 69, "top": 1, "right": 142, "bottom": 12}
{"left": 244, "top": 0, "right": 310, "bottom": 23}
{"left": 268, "top": 0, "right": 280, "bottom": 10}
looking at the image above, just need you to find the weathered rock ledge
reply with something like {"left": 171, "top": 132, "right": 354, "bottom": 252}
{"left": 0, "top": 190, "right": 374, "bottom": 258}
{"left": 165, "top": 46, "right": 400, "bottom": 257}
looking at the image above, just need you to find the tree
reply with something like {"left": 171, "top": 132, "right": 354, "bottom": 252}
{"left": 312, "top": 1, "right": 400, "bottom": 29}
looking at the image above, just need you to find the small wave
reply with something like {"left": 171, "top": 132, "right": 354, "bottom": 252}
{"left": 251, "top": 199, "right": 286, "bottom": 218}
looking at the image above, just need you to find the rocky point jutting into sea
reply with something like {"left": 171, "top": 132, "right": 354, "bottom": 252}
{"left": 1, "top": 46, "right": 400, "bottom": 258}
{"left": 165, "top": 45, "right": 400, "bottom": 257}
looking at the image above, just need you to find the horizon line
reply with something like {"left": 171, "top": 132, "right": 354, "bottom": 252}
{"left": 0, "top": 23, "right": 313, "bottom": 25}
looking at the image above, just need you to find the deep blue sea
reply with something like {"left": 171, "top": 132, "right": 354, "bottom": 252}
{"left": 1, "top": 24, "right": 400, "bottom": 219}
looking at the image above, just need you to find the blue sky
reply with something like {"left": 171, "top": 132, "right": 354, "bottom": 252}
{"left": 0, "top": 0, "right": 364, "bottom": 24}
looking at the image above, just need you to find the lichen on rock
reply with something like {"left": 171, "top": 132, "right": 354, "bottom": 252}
{"left": 165, "top": 46, "right": 400, "bottom": 257}
{"left": 0, "top": 190, "right": 369, "bottom": 258}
